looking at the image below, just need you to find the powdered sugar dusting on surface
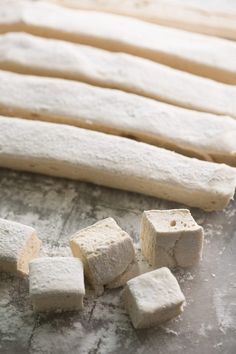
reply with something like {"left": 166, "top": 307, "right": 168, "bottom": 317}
{"left": 214, "top": 288, "right": 236, "bottom": 334}
{"left": 0, "top": 169, "right": 235, "bottom": 353}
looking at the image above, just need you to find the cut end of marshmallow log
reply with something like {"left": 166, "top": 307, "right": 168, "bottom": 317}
{"left": 141, "top": 209, "right": 204, "bottom": 268}
{"left": 29, "top": 257, "right": 85, "bottom": 312}
{"left": 0, "top": 217, "right": 41, "bottom": 275}
{"left": 123, "top": 267, "right": 185, "bottom": 329}
{"left": 70, "top": 217, "right": 135, "bottom": 294}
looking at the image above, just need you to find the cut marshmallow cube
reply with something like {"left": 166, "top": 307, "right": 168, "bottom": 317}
{"left": 70, "top": 217, "right": 135, "bottom": 294}
{"left": 29, "top": 257, "right": 85, "bottom": 312}
{"left": 123, "top": 267, "right": 185, "bottom": 328}
{"left": 141, "top": 209, "right": 204, "bottom": 268}
{"left": 0, "top": 218, "right": 41, "bottom": 275}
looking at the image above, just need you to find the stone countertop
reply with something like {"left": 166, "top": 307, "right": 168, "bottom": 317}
{"left": 0, "top": 168, "right": 235, "bottom": 354}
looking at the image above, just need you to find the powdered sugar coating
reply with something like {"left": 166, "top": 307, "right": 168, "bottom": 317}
{"left": 141, "top": 209, "right": 204, "bottom": 268}
{"left": 0, "top": 1, "right": 236, "bottom": 83}
{"left": 123, "top": 267, "right": 185, "bottom": 328}
{"left": 70, "top": 218, "right": 135, "bottom": 292}
{"left": 29, "top": 257, "right": 85, "bottom": 312}
{"left": 0, "top": 32, "right": 235, "bottom": 119}
{"left": 0, "top": 70, "right": 236, "bottom": 165}
{"left": 0, "top": 217, "right": 41, "bottom": 275}
{"left": 0, "top": 117, "right": 235, "bottom": 211}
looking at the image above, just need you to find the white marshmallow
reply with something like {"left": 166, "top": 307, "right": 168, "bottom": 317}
{"left": 0, "top": 217, "right": 41, "bottom": 275}
{"left": 29, "top": 257, "right": 85, "bottom": 312}
{"left": 123, "top": 267, "right": 185, "bottom": 328}
{"left": 70, "top": 218, "right": 135, "bottom": 294}
{"left": 141, "top": 209, "right": 204, "bottom": 268}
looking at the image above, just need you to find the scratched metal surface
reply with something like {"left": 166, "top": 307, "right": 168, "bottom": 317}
{"left": 0, "top": 168, "right": 235, "bottom": 354}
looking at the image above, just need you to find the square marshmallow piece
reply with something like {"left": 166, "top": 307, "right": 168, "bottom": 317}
{"left": 141, "top": 209, "right": 203, "bottom": 268}
{"left": 123, "top": 267, "right": 185, "bottom": 328}
{"left": 29, "top": 257, "right": 85, "bottom": 312}
{"left": 0, "top": 218, "right": 41, "bottom": 275}
{"left": 70, "top": 218, "right": 135, "bottom": 292}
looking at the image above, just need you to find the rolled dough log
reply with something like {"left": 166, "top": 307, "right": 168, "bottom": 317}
{"left": 1, "top": 33, "right": 236, "bottom": 118}
{"left": 1, "top": 1, "right": 236, "bottom": 84}
{"left": 0, "top": 116, "right": 235, "bottom": 211}
{"left": 51, "top": 0, "right": 236, "bottom": 40}
{"left": 0, "top": 70, "right": 236, "bottom": 166}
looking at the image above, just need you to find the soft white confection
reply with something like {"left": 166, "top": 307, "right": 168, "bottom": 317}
{"left": 0, "top": 217, "right": 41, "bottom": 275}
{"left": 29, "top": 257, "right": 85, "bottom": 312}
{"left": 70, "top": 218, "right": 135, "bottom": 294}
{"left": 51, "top": 0, "right": 236, "bottom": 40}
{"left": 0, "top": 1, "right": 236, "bottom": 83}
{"left": 0, "top": 33, "right": 236, "bottom": 119}
{"left": 141, "top": 209, "right": 204, "bottom": 268}
{"left": 123, "top": 267, "right": 185, "bottom": 328}
{"left": 0, "top": 116, "right": 235, "bottom": 211}
{"left": 0, "top": 70, "right": 236, "bottom": 166}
